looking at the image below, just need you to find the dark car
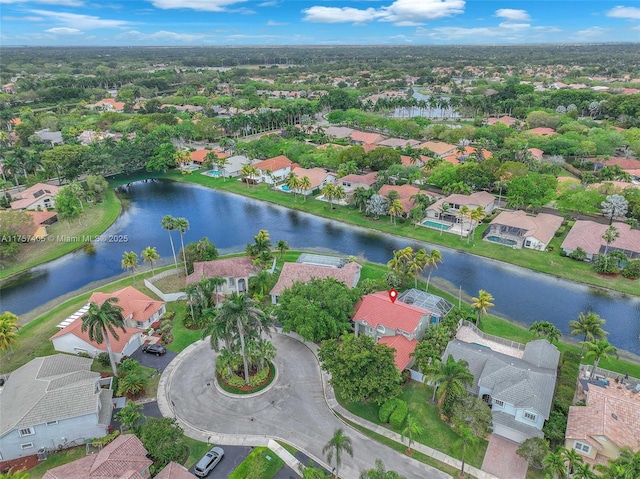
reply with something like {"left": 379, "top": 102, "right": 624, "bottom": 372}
{"left": 141, "top": 344, "right": 166, "bottom": 356}
{"left": 194, "top": 446, "right": 224, "bottom": 477}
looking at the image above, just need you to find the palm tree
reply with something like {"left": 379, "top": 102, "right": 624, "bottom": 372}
{"left": 401, "top": 413, "right": 423, "bottom": 454}
{"left": 276, "top": 240, "right": 290, "bottom": 259}
{"left": 333, "top": 184, "right": 346, "bottom": 206}
{"left": 388, "top": 199, "right": 404, "bottom": 225}
{"left": 216, "top": 293, "right": 266, "bottom": 385}
{"left": 569, "top": 312, "right": 607, "bottom": 354}
{"left": 299, "top": 176, "right": 312, "bottom": 200}
{"left": 458, "top": 205, "right": 471, "bottom": 239}
{"left": 602, "top": 225, "right": 620, "bottom": 255}
{"left": 529, "top": 321, "right": 562, "bottom": 343}
{"left": 456, "top": 425, "right": 479, "bottom": 478}
{"left": 573, "top": 461, "right": 597, "bottom": 479}
{"left": 471, "top": 290, "right": 494, "bottom": 327}
{"left": 121, "top": 251, "right": 139, "bottom": 282}
{"left": 0, "top": 311, "right": 20, "bottom": 351}
{"left": 582, "top": 339, "right": 618, "bottom": 382}
{"left": 359, "top": 459, "right": 406, "bottom": 479}
{"left": 322, "top": 183, "right": 336, "bottom": 209}
{"left": 424, "top": 249, "right": 443, "bottom": 291}
{"left": 423, "top": 354, "right": 473, "bottom": 410}
{"left": 353, "top": 187, "right": 372, "bottom": 212}
{"left": 323, "top": 428, "right": 353, "bottom": 479}
{"left": 408, "top": 248, "right": 428, "bottom": 288}
{"left": 543, "top": 449, "right": 568, "bottom": 479}
{"left": 240, "top": 163, "right": 258, "bottom": 187}
{"left": 174, "top": 217, "right": 190, "bottom": 277}
{"left": 114, "top": 401, "right": 144, "bottom": 433}
{"left": 161, "top": 215, "right": 179, "bottom": 271}
{"left": 81, "top": 298, "right": 126, "bottom": 376}
{"left": 469, "top": 206, "right": 486, "bottom": 241}
{"left": 560, "top": 447, "right": 583, "bottom": 478}
{"left": 141, "top": 246, "right": 160, "bottom": 275}
{"left": 285, "top": 173, "right": 301, "bottom": 200}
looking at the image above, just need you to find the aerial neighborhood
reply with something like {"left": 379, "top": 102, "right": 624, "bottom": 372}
{"left": 0, "top": 28, "right": 639, "bottom": 479}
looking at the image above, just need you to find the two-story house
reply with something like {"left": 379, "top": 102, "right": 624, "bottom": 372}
{"left": 87, "top": 287, "right": 166, "bottom": 329}
{"left": 253, "top": 155, "right": 292, "bottom": 184}
{"left": 425, "top": 191, "right": 495, "bottom": 235}
{"left": 187, "top": 256, "right": 262, "bottom": 297}
{"left": 10, "top": 183, "right": 61, "bottom": 211}
{"left": 0, "top": 355, "right": 112, "bottom": 462}
{"left": 442, "top": 339, "right": 560, "bottom": 443}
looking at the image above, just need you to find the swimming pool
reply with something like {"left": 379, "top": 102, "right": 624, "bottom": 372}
{"left": 185, "top": 165, "right": 199, "bottom": 171}
{"left": 204, "top": 170, "right": 221, "bottom": 176}
{"left": 281, "top": 185, "right": 291, "bottom": 191}
{"left": 422, "top": 220, "right": 452, "bottom": 230}
{"left": 485, "top": 236, "right": 518, "bottom": 247}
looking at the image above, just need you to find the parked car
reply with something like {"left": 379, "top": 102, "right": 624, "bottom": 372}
{"left": 141, "top": 344, "right": 166, "bottom": 356}
{"left": 194, "top": 446, "right": 224, "bottom": 477}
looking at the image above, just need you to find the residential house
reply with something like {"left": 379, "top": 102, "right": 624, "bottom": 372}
{"left": 486, "top": 116, "right": 519, "bottom": 127}
{"left": 377, "top": 138, "right": 421, "bottom": 149}
{"left": 526, "top": 127, "right": 556, "bottom": 136}
{"left": 219, "top": 155, "right": 249, "bottom": 178}
{"left": 41, "top": 434, "right": 152, "bottom": 479}
{"left": 324, "top": 126, "right": 354, "bottom": 139}
{"left": 35, "top": 129, "right": 63, "bottom": 146}
{"left": 253, "top": 155, "right": 292, "bottom": 184}
{"left": 0, "top": 355, "right": 113, "bottom": 461}
{"left": 85, "top": 287, "right": 166, "bottom": 329}
{"left": 0, "top": 210, "right": 57, "bottom": 240}
{"left": 400, "top": 155, "right": 427, "bottom": 167}
{"left": 378, "top": 335, "right": 418, "bottom": 371}
{"left": 416, "top": 141, "right": 457, "bottom": 158}
{"left": 565, "top": 380, "right": 640, "bottom": 466}
{"left": 186, "top": 256, "right": 261, "bottom": 296}
{"left": 595, "top": 157, "right": 640, "bottom": 181}
{"left": 561, "top": 220, "right": 640, "bottom": 260}
{"left": 350, "top": 130, "right": 386, "bottom": 145}
{"left": 484, "top": 211, "right": 563, "bottom": 250}
{"left": 270, "top": 255, "right": 361, "bottom": 304}
{"left": 442, "top": 146, "right": 492, "bottom": 165}
{"left": 426, "top": 191, "right": 496, "bottom": 232}
{"left": 154, "top": 461, "right": 198, "bottom": 479}
{"left": 528, "top": 148, "right": 544, "bottom": 161}
{"left": 378, "top": 184, "right": 435, "bottom": 215}
{"left": 88, "top": 98, "right": 125, "bottom": 112}
{"left": 10, "top": 183, "right": 61, "bottom": 211}
{"left": 442, "top": 339, "right": 560, "bottom": 443}
{"left": 291, "top": 167, "right": 336, "bottom": 195}
{"left": 190, "top": 149, "right": 228, "bottom": 166}
{"left": 338, "top": 172, "right": 378, "bottom": 196}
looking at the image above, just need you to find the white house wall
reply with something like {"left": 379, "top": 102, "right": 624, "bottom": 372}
{"left": 23, "top": 196, "right": 56, "bottom": 211}
{"left": 52, "top": 334, "right": 142, "bottom": 361}
{"left": 524, "top": 236, "right": 547, "bottom": 251}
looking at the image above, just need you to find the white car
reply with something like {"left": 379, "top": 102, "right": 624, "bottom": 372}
{"left": 194, "top": 446, "right": 224, "bottom": 477}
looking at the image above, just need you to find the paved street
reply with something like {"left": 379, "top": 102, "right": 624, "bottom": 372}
{"left": 167, "top": 335, "right": 449, "bottom": 479}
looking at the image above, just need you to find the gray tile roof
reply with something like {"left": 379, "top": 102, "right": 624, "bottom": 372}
{"left": 442, "top": 340, "right": 558, "bottom": 419}
{"left": 492, "top": 411, "right": 545, "bottom": 438}
{"left": 0, "top": 354, "right": 104, "bottom": 436}
{"left": 522, "top": 339, "right": 561, "bottom": 370}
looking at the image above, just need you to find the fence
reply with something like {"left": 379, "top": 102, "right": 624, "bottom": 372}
{"left": 459, "top": 320, "right": 526, "bottom": 351}
{"left": 580, "top": 364, "right": 640, "bottom": 385}
{"left": 144, "top": 270, "right": 187, "bottom": 302}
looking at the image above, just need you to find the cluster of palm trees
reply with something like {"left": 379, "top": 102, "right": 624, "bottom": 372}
{"left": 202, "top": 293, "right": 275, "bottom": 385}
{"left": 160, "top": 215, "right": 190, "bottom": 276}
{"left": 363, "top": 95, "right": 461, "bottom": 121}
{"left": 568, "top": 311, "right": 619, "bottom": 380}
{"left": 457, "top": 205, "right": 486, "bottom": 241}
{"left": 120, "top": 246, "right": 161, "bottom": 281}
{"left": 219, "top": 101, "right": 318, "bottom": 138}
{"left": 386, "top": 246, "right": 443, "bottom": 289}
{"left": 0, "top": 146, "right": 44, "bottom": 188}
{"left": 321, "top": 183, "right": 346, "bottom": 209}
{"left": 543, "top": 445, "right": 640, "bottom": 479}
{"left": 284, "top": 172, "right": 312, "bottom": 201}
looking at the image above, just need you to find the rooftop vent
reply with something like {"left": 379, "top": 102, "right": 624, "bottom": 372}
{"left": 612, "top": 413, "right": 618, "bottom": 420}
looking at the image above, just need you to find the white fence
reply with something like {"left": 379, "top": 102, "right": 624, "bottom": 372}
{"left": 460, "top": 320, "right": 526, "bottom": 351}
{"left": 144, "top": 270, "right": 187, "bottom": 302}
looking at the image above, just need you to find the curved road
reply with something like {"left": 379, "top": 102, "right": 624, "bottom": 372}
{"left": 163, "top": 335, "right": 449, "bottom": 479}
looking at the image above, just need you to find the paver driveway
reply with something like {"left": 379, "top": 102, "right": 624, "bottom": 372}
{"left": 167, "top": 334, "right": 449, "bottom": 479}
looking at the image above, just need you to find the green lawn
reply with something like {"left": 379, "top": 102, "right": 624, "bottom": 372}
{"left": 26, "top": 446, "right": 86, "bottom": 479}
{"left": 183, "top": 437, "right": 213, "bottom": 469}
{"left": 228, "top": 446, "right": 285, "bottom": 479}
{"left": 168, "top": 170, "right": 640, "bottom": 296}
{"left": 337, "top": 381, "right": 487, "bottom": 469}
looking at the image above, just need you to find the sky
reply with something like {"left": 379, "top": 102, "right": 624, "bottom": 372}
{"left": 0, "top": 0, "right": 639, "bottom": 46}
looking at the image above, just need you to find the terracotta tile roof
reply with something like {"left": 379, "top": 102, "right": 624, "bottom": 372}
{"left": 527, "top": 127, "right": 556, "bottom": 136}
{"left": 324, "top": 126, "right": 354, "bottom": 138}
{"left": 487, "top": 116, "right": 518, "bottom": 126}
{"left": 93, "top": 98, "right": 125, "bottom": 112}
{"left": 253, "top": 155, "right": 292, "bottom": 172}
{"left": 416, "top": 141, "right": 457, "bottom": 156}
{"left": 190, "top": 149, "right": 228, "bottom": 163}
{"left": 566, "top": 387, "right": 640, "bottom": 454}
{"left": 10, "top": 183, "right": 61, "bottom": 210}
{"left": 339, "top": 172, "right": 378, "bottom": 186}
{"left": 561, "top": 220, "right": 640, "bottom": 257}
{"left": 43, "top": 434, "right": 152, "bottom": 479}
{"left": 350, "top": 131, "right": 386, "bottom": 144}
{"left": 378, "top": 335, "right": 418, "bottom": 370}
{"left": 400, "top": 155, "right": 428, "bottom": 166}
{"left": 378, "top": 184, "right": 433, "bottom": 213}
{"left": 87, "top": 287, "right": 164, "bottom": 324}
{"left": 50, "top": 317, "right": 143, "bottom": 354}
{"left": 270, "top": 261, "right": 361, "bottom": 296}
{"left": 353, "top": 292, "right": 425, "bottom": 334}
{"left": 600, "top": 157, "right": 640, "bottom": 171}
{"left": 489, "top": 211, "right": 563, "bottom": 245}
{"left": 292, "top": 167, "right": 335, "bottom": 189}
{"left": 528, "top": 148, "right": 544, "bottom": 158}
{"left": 428, "top": 191, "right": 495, "bottom": 213}
{"left": 187, "top": 256, "right": 260, "bottom": 284}
{"left": 361, "top": 143, "right": 379, "bottom": 153}
{"left": 154, "top": 462, "right": 196, "bottom": 479}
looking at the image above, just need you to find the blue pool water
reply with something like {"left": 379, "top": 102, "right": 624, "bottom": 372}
{"left": 486, "top": 235, "right": 518, "bottom": 247}
{"left": 422, "top": 220, "right": 452, "bottom": 230}
{"left": 282, "top": 185, "right": 291, "bottom": 191}
{"left": 186, "top": 165, "right": 199, "bottom": 171}
{"left": 204, "top": 170, "right": 221, "bottom": 176}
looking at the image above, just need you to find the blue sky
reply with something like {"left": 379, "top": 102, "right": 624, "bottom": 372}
{"left": 1, "top": 0, "right": 639, "bottom": 46}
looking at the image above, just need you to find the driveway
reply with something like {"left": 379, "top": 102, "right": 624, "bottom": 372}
{"left": 111, "top": 400, "right": 163, "bottom": 431}
{"left": 130, "top": 346, "right": 177, "bottom": 372}
{"left": 167, "top": 335, "right": 449, "bottom": 479}
{"left": 187, "top": 445, "right": 252, "bottom": 478}
{"left": 481, "top": 435, "right": 528, "bottom": 479}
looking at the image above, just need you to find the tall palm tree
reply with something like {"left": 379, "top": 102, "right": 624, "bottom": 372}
{"left": 141, "top": 246, "right": 160, "bottom": 275}
{"left": 161, "top": 215, "right": 179, "bottom": 271}
{"left": 322, "top": 183, "right": 336, "bottom": 209}
{"left": 573, "top": 461, "right": 597, "bottom": 479}
{"left": 602, "top": 226, "right": 620, "bottom": 255}
{"left": 582, "top": 339, "right": 618, "bottom": 382}
{"left": 216, "top": 293, "right": 266, "bottom": 385}
{"left": 174, "top": 217, "right": 190, "bottom": 277}
{"left": 299, "top": 176, "right": 312, "bottom": 200}
{"left": 408, "top": 248, "right": 428, "bottom": 288}
{"left": 81, "top": 298, "right": 126, "bottom": 376}
{"left": 121, "top": 251, "right": 139, "bottom": 283}
{"left": 543, "top": 449, "right": 568, "bottom": 479}
{"left": 333, "top": 184, "right": 346, "bottom": 206}
{"left": 569, "top": 312, "right": 607, "bottom": 354}
{"left": 458, "top": 205, "right": 471, "bottom": 239}
{"left": 456, "top": 425, "right": 479, "bottom": 478}
{"left": 0, "top": 311, "right": 20, "bottom": 351}
{"left": 285, "top": 173, "right": 301, "bottom": 201}
{"left": 401, "top": 413, "right": 423, "bottom": 454}
{"left": 423, "top": 354, "right": 473, "bottom": 410}
{"left": 323, "top": 428, "right": 353, "bottom": 479}
{"left": 469, "top": 206, "right": 486, "bottom": 241}
{"left": 359, "top": 459, "right": 406, "bottom": 479}
{"left": 424, "top": 249, "right": 443, "bottom": 291}
{"left": 276, "top": 240, "right": 290, "bottom": 259}
{"left": 560, "top": 447, "right": 583, "bottom": 478}
{"left": 471, "top": 290, "right": 494, "bottom": 327}
{"left": 388, "top": 199, "right": 404, "bottom": 225}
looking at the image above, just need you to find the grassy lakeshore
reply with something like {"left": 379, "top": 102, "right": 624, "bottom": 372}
{"left": 166, "top": 170, "right": 640, "bottom": 297}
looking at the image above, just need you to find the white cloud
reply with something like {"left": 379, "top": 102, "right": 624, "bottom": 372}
{"left": 258, "top": 0, "right": 280, "bottom": 6}
{"left": 575, "top": 26, "right": 609, "bottom": 37}
{"left": 0, "top": 0, "right": 84, "bottom": 6}
{"left": 495, "top": 9, "right": 530, "bottom": 22}
{"left": 498, "top": 22, "right": 530, "bottom": 31}
{"left": 606, "top": 6, "right": 640, "bottom": 20}
{"left": 30, "top": 9, "right": 131, "bottom": 29}
{"left": 2, "top": 15, "right": 44, "bottom": 21}
{"left": 45, "top": 27, "right": 83, "bottom": 34}
{"left": 303, "top": 0, "right": 465, "bottom": 25}
{"left": 149, "top": 0, "right": 247, "bottom": 11}
{"left": 266, "top": 20, "right": 288, "bottom": 26}
{"left": 117, "top": 29, "right": 204, "bottom": 42}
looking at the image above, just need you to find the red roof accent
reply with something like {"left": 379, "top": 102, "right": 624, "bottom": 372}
{"left": 50, "top": 317, "right": 143, "bottom": 354}
{"left": 353, "top": 292, "right": 425, "bottom": 333}
{"left": 270, "top": 262, "right": 361, "bottom": 296}
{"left": 527, "top": 127, "right": 556, "bottom": 136}
{"left": 378, "top": 335, "right": 418, "bottom": 370}
{"left": 86, "top": 287, "right": 164, "bottom": 324}
{"left": 601, "top": 157, "right": 640, "bottom": 171}
{"left": 253, "top": 155, "right": 292, "bottom": 172}
{"left": 186, "top": 256, "right": 260, "bottom": 284}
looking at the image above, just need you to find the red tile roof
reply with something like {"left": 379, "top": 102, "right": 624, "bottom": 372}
{"left": 10, "top": 183, "right": 61, "bottom": 210}
{"left": 339, "top": 172, "right": 378, "bottom": 186}
{"left": 378, "top": 184, "right": 434, "bottom": 213}
{"left": 42, "top": 434, "right": 151, "bottom": 479}
{"left": 361, "top": 143, "right": 379, "bottom": 153}
{"left": 154, "top": 462, "right": 196, "bottom": 479}
{"left": 187, "top": 256, "right": 260, "bottom": 284}
{"left": 487, "top": 116, "right": 518, "bottom": 126}
{"left": 353, "top": 292, "right": 425, "bottom": 334}
{"left": 416, "top": 141, "right": 457, "bottom": 156}
{"left": 378, "top": 335, "right": 418, "bottom": 370}
{"left": 190, "top": 149, "right": 228, "bottom": 163}
{"left": 561, "top": 220, "right": 640, "bottom": 256}
{"left": 87, "top": 287, "right": 164, "bottom": 324}
{"left": 350, "top": 131, "right": 386, "bottom": 144}
{"left": 50, "top": 317, "right": 143, "bottom": 354}
{"left": 527, "top": 127, "right": 556, "bottom": 136}
{"left": 292, "top": 167, "right": 335, "bottom": 189}
{"left": 253, "top": 155, "right": 292, "bottom": 172}
{"left": 270, "top": 262, "right": 361, "bottom": 296}
{"left": 600, "top": 157, "right": 640, "bottom": 171}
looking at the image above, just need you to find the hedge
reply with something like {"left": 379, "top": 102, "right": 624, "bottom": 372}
{"left": 389, "top": 399, "right": 408, "bottom": 429}
{"left": 379, "top": 398, "right": 401, "bottom": 423}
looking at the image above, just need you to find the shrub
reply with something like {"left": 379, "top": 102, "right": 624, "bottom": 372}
{"left": 97, "top": 352, "right": 111, "bottom": 367}
{"left": 622, "top": 259, "right": 640, "bottom": 279}
{"left": 389, "top": 399, "right": 408, "bottom": 429}
{"left": 248, "top": 365, "right": 270, "bottom": 387}
{"left": 95, "top": 430, "right": 120, "bottom": 447}
{"left": 379, "top": 398, "right": 400, "bottom": 423}
{"left": 554, "top": 226, "right": 566, "bottom": 237}
{"left": 162, "top": 311, "right": 176, "bottom": 322}
{"left": 568, "top": 247, "right": 587, "bottom": 261}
